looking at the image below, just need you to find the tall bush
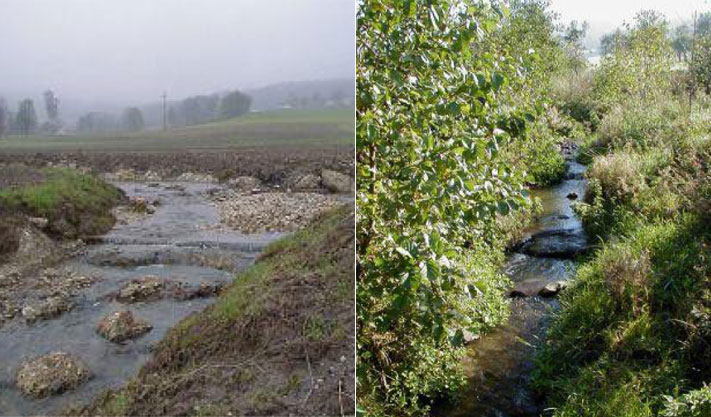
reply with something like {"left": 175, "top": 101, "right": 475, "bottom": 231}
{"left": 356, "top": 1, "right": 535, "bottom": 414}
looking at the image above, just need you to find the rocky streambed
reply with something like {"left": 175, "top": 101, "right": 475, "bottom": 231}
{"left": 435, "top": 152, "right": 589, "bottom": 417}
{"left": 0, "top": 180, "right": 348, "bottom": 415}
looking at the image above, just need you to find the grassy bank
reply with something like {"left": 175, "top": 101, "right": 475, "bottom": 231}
{"left": 0, "top": 109, "right": 353, "bottom": 152}
{"left": 532, "top": 19, "right": 711, "bottom": 413}
{"left": 69, "top": 205, "right": 355, "bottom": 416}
{"left": 0, "top": 165, "right": 123, "bottom": 242}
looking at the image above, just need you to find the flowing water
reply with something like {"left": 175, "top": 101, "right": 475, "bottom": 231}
{"left": 435, "top": 159, "right": 588, "bottom": 417}
{"left": 0, "top": 182, "right": 284, "bottom": 416}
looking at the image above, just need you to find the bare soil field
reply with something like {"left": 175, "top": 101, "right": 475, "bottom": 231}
{"left": 0, "top": 147, "right": 353, "bottom": 186}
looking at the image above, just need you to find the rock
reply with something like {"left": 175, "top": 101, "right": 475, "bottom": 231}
{"left": 228, "top": 176, "right": 261, "bottom": 192}
{"left": 164, "top": 184, "right": 186, "bottom": 192}
{"left": 15, "top": 352, "right": 92, "bottom": 398}
{"left": 321, "top": 169, "right": 353, "bottom": 194}
{"left": 172, "top": 283, "right": 223, "bottom": 300}
{"left": 293, "top": 174, "right": 321, "bottom": 191}
{"left": 176, "top": 172, "right": 217, "bottom": 183}
{"left": 143, "top": 171, "right": 162, "bottom": 182}
{"left": 462, "top": 329, "right": 478, "bottom": 344}
{"left": 509, "top": 289, "right": 527, "bottom": 298}
{"left": 22, "top": 295, "right": 74, "bottom": 323}
{"left": 519, "top": 228, "right": 588, "bottom": 259}
{"left": 566, "top": 192, "right": 578, "bottom": 200}
{"left": 538, "top": 281, "right": 570, "bottom": 297}
{"left": 116, "top": 277, "right": 164, "bottom": 303}
{"left": 129, "top": 196, "right": 148, "bottom": 212}
{"left": 127, "top": 196, "right": 158, "bottom": 214}
{"left": 96, "top": 310, "right": 152, "bottom": 343}
{"left": 115, "top": 168, "right": 138, "bottom": 181}
{"left": 28, "top": 217, "right": 49, "bottom": 229}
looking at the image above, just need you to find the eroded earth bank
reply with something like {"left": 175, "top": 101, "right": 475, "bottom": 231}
{"left": 0, "top": 156, "right": 354, "bottom": 416}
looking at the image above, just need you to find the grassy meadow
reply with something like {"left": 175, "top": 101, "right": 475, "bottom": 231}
{"left": 0, "top": 109, "right": 353, "bottom": 152}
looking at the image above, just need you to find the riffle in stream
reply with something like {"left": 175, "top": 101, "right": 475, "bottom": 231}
{"left": 435, "top": 159, "right": 588, "bottom": 417}
{"left": 0, "top": 182, "right": 283, "bottom": 415}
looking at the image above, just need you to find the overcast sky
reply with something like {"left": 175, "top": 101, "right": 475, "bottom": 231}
{"left": 549, "top": 0, "right": 711, "bottom": 47}
{"left": 0, "top": 0, "right": 355, "bottom": 104}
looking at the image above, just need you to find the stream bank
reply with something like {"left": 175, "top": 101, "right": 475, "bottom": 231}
{"left": 435, "top": 153, "right": 588, "bottom": 417}
{"left": 0, "top": 180, "right": 343, "bottom": 415}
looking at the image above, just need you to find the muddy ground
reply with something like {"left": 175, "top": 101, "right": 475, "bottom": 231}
{"left": 0, "top": 147, "right": 353, "bottom": 186}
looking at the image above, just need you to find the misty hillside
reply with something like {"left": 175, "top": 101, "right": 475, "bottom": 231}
{"left": 245, "top": 78, "right": 354, "bottom": 111}
{"left": 139, "top": 78, "right": 354, "bottom": 127}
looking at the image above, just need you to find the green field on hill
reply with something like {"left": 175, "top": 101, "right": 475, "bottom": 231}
{"left": 0, "top": 109, "right": 353, "bottom": 152}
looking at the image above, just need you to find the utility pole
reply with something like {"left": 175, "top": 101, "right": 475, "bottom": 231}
{"left": 161, "top": 91, "right": 167, "bottom": 130}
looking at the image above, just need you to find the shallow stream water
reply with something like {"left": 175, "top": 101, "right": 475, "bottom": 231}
{"left": 434, "top": 160, "right": 588, "bottom": 417}
{"left": 0, "top": 182, "right": 283, "bottom": 415}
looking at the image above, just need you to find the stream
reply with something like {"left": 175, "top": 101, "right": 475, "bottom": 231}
{"left": 435, "top": 157, "right": 588, "bottom": 417}
{"left": 0, "top": 182, "right": 284, "bottom": 415}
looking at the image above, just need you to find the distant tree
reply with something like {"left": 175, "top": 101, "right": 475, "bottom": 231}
{"left": 218, "top": 90, "right": 252, "bottom": 119}
{"left": 670, "top": 24, "right": 693, "bottom": 62}
{"left": 180, "top": 94, "right": 219, "bottom": 125}
{"left": 41, "top": 90, "right": 62, "bottom": 134}
{"left": 16, "top": 99, "right": 38, "bottom": 135}
{"left": 563, "top": 20, "right": 589, "bottom": 73}
{"left": 43, "top": 90, "right": 59, "bottom": 121}
{"left": 600, "top": 29, "right": 628, "bottom": 56}
{"left": 0, "top": 98, "right": 8, "bottom": 137}
{"left": 329, "top": 89, "right": 346, "bottom": 106}
{"left": 77, "top": 112, "right": 116, "bottom": 133}
{"left": 691, "top": 28, "right": 711, "bottom": 95}
{"left": 697, "top": 11, "right": 711, "bottom": 35}
{"left": 121, "top": 107, "right": 145, "bottom": 132}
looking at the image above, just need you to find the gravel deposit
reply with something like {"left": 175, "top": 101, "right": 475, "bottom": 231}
{"left": 217, "top": 192, "right": 344, "bottom": 233}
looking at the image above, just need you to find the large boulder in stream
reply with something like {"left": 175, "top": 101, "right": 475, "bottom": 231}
{"left": 96, "top": 310, "right": 152, "bottom": 343}
{"left": 519, "top": 228, "right": 588, "bottom": 259}
{"left": 15, "top": 352, "right": 92, "bottom": 398}
{"left": 538, "top": 281, "right": 570, "bottom": 297}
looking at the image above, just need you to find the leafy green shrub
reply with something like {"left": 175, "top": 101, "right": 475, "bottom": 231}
{"left": 356, "top": 1, "right": 539, "bottom": 415}
{"left": 592, "top": 11, "right": 674, "bottom": 111}
{"left": 662, "top": 385, "right": 711, "bottom": 417}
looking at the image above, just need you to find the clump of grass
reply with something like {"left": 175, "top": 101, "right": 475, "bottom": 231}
{"left": 0, "top": 167, "right": 123, "bottom": 238}
{"left": 586, "top": 152, "right": 647, "bottom": 204}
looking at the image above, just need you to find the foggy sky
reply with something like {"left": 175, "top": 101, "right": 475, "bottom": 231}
{"left": 0, "top": 0, "right": 355, "bottom": 104}
{"left": 549, "top": 0, "right": 711, "bottom": 48}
